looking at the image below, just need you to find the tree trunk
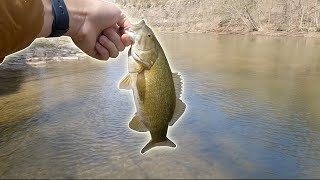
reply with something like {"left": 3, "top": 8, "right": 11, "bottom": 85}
{"left": 230, "top": 0, "right": 252, "bottom": 31}
{"left": 315, "top": 0, "right": 319, "bottom": 29}
{"left": 300, "top": 7, "right": 305, "bottom": 30}
{"left": 268, "top": 0, "right": 273, "bottom": 26}
{"left": 257, "top": 1, "right": 263, "bottom": 29}
{"left": 242, "top": 0, "right": 258, "bottom": 31}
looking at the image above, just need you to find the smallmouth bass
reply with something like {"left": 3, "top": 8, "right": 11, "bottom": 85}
{"left": 119, "top": 20, "right": 186, "bottom": 154}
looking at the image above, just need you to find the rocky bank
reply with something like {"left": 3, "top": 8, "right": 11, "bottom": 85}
{"left": 1, "top": 37, "right": 87, "bottom": 69}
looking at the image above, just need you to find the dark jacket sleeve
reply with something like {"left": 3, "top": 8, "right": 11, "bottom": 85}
{"left": 0, "top": 0, "right": 44, "bottom": 63}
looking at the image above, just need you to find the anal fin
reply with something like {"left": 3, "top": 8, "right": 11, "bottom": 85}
{"left": 119, "top": 74, "right": 131, "bottom": 90}
{"left": 169, "top": 99, "right": 186, "bottom": 126}
{"left": 129, "top": 115, "right": 148, "bottom": 132}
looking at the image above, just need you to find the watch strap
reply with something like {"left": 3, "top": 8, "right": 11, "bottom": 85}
{"left": 48, "top": 0, "right": 69, "bottom": 37}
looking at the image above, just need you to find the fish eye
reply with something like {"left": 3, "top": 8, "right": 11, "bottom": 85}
{"left": 148, "top": 34, "right": 152, "bottom": 38}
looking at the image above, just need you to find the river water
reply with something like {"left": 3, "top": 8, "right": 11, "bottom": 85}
{"left": 1, "top": 34, "right": 320, "bottom": 178}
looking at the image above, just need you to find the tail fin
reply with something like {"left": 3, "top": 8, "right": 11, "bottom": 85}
{"left": 141, "top": 137, "right": 176, "bottom": 154}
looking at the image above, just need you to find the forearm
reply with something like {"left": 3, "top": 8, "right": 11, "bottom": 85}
{"left": 37, "top": 0, "right": 53, "bottom": 38}
{"left": 37, "top": 0, "right": 87, "bottom": 38}
{"left": 0, "top": 0, "right": 131, "bottom": 63}
{"left": 0, "top": 0, "right": 44, "bottom": 62}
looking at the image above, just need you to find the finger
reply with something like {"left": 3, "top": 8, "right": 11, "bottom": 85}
{"left": 103, "top": 28, "right": 125, "bottom": 52}
{"left": 99, "top": 35, "right": 119, "bottom": 58}
{"left": 121, "top": 34, "right": 133, "bottom": 47}
{"left": 117, "top": 13, "right": 132, "bottom": 29}
{"left": 95, "top": 42, "right": 110, "bottom": 60}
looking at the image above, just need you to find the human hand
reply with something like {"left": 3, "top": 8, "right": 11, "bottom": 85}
{"left": 39, "top": 0, "right": 133, "bottom": 60}
{"left": 65, "top": 0, "right": 133, "bottom": 60}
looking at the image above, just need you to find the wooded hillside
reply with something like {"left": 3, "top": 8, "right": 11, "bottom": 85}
{"left": 115, "top": 0, "right": 320, "bottom": 33}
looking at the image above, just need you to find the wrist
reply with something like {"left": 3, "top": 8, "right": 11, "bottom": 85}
{"left": 64, "top": 0, "right": 87, "bottom": 38}
{"left": 37, "top": 0, "right": 86, "bottom": 38}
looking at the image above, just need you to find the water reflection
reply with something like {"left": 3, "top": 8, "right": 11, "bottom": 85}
{"left": 0, "top": 34, "right": 320, "bottom": 178}
{"left": 0, "top": 69, "right": 25, "bottom": 96}
{"left": 0, "top": 53, "right": 30, "bottom": 96}
{"left": 161, "top": 33, "right": 320, "bottom": 178}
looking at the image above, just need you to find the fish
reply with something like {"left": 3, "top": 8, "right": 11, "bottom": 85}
{"left": 119, "top": 20, "right": 186, "bottom": 154}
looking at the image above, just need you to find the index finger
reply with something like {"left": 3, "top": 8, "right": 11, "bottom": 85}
{"left": 117, "top": 13, "right": 132, "bottom": 29}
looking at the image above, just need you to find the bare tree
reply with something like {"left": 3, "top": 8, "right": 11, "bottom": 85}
{"left": 118, "top": 0, "right": 320, "bottom": 33}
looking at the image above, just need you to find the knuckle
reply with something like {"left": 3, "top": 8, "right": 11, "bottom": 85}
{"left": 103, "top": 28, "right": 113, "bottom": 36}
{"left": 119, "top": 44, "right": 125, "bottom": 51}
{"left": 99, "top": 36, "right": 108, "bottom": 45}
{"left": 104, "top": 55, "right": 110, "bottom": 60}
{"left": 110, "top": 50, "right": 119, "bottom": 58}
{"left": 104, "top": 49, "right": 110, "bottom": 58}
{"left": 114, "top": 40, "right": 125, "bottom": 51}
{"left": 109, "top": 32, "right": 121, "bottom": 43}
{"left": 96, "top": 44, "right": 110, "bottom": 60}
{"left": 101, "top": 52, "right": 110, "bottom": 60}
{"left": 100, "top": 36, "right": 114, "bottom": 49}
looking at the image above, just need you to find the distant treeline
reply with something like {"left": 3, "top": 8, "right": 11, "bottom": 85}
{"left": 115, "top": 0, "right": 320, "bottom": 33}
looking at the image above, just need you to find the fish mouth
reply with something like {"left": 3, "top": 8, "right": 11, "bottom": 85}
{"left": 124, "top": 27, "right": 136, "bottom": 43}
{"left": 123, "top": 20, "right": 146, "bottom": 43}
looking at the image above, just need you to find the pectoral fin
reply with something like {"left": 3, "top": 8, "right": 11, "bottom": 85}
{"left": 137, "top": 72, "right": 146, "bottom": 101}
{"left": 129, "top": 115, "right": 148, "bottom": 132}
{"left": 119, "top": 74, "right": 131, "bottom": 90}
{"left": 169, "top": 99, "right": 186, "bottom": 126}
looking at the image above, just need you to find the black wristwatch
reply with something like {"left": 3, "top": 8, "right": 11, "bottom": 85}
{"left": 48, "top": 0, "right": 69, "bottom": 37}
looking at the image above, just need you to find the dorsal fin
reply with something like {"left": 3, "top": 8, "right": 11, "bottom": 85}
{"left": 172, "top": 73, "right": 183, "bottom": 98}
{"left": 169, "top": 73, "right": 186, "bottom": 126}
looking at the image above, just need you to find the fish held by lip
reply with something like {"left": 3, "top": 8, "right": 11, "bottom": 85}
{"left": 119, "top": 20, "right": 186, "bottom": 154}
